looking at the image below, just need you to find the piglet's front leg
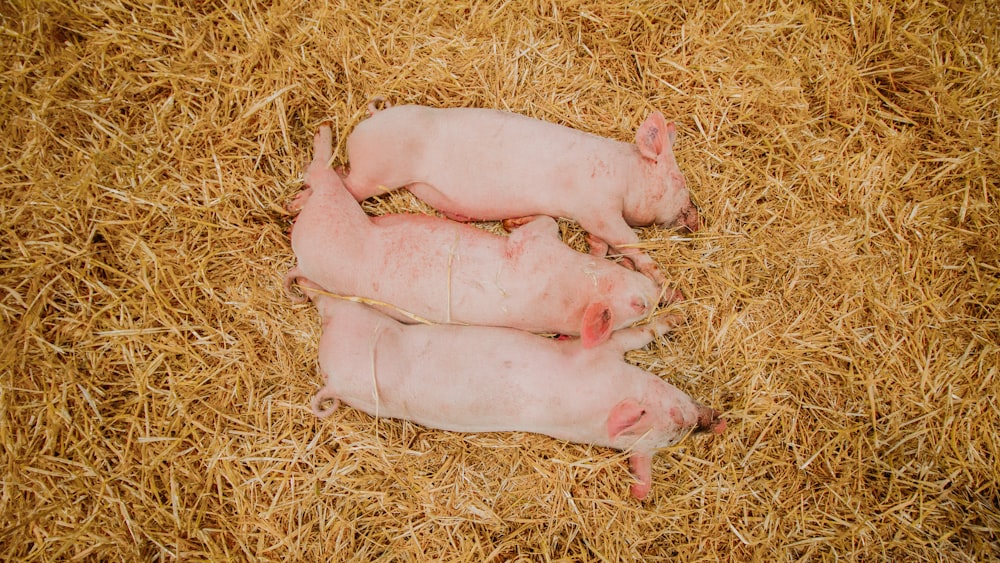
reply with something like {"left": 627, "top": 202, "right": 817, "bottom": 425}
{"left": 586, "top": 233, "right": 611, "bottom": 259}
{"left": 629, "top": 453, "right": 653, "bottom": 500}
{"left": 587, "top": 233, "right": 684, "bottom": 306}
{"left": 583, "top": 216, "right": 666, "bottom": 286}
{"left": 606, "top": 314, "right": 681, "bottom": 352}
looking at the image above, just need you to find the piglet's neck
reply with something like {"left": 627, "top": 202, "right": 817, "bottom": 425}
{"left": 311, "top": 170, "right": 369, "bottom": 222}
{"left": 621, "top": 155, "right": 660, "bottom": 227}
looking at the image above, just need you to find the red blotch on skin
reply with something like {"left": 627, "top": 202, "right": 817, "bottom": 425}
{"left": 668, "top": 407, "right": 685, "bottom": 427}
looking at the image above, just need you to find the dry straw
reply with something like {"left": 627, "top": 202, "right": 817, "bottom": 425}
{"left": 2, "top": 0, "right": 998, "bottom": 560}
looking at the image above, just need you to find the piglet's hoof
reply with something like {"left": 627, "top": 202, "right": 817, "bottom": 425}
{"left": 287, "top": 187, "right": 313, "bottom": 214}
{"left": 501, "top": 216, "right": 540, "bottom": 231}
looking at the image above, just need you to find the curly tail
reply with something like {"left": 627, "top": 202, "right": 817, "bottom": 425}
{"left": 311, "top": 385, "right": 341, "bottom": 418}
{"left": 367, "top": 96, "right": 391, "bottom": 116}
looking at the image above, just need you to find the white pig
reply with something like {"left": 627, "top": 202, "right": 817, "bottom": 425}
{"left": 287, "top": 125, "right": 672, "bottom": 348}
{"left": 295, "top": 278, "right": 725, "bottom": 500}
{"left": 341, "top": 102, "right": 699, "bottom": 284}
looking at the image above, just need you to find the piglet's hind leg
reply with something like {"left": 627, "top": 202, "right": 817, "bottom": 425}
{"left": 284, "top": 267, "right": 309, "bottom": 304}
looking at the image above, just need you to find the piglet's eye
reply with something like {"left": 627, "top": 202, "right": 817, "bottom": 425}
{"left": 631, "top": 297, "right": 648, "bottom": 313}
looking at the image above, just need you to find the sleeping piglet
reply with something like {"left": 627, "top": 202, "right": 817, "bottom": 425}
{"left": 286, "top": 125, "right": 669, "bottom": 347}
{"left": 341, "top": 102, "right": 699, "bottom": 284}
{"left": 296, "top": 278, "right": 725, "bottom": 500}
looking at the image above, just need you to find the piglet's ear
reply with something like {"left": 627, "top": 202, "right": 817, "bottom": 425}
{"left": 581, "top": 302, "right": 613, "bottom": 348}
{"left": 635, "top": 112, "right": 669, "bottom": 160}
{"left": 607, "top": 399, "right": 649, "bottom": 440}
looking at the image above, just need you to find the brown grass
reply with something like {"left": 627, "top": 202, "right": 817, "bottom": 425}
{"left": 2, "top": 0, "right": 998, "bottom": 560}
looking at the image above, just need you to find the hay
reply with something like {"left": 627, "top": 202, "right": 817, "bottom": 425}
{"left": 2, "top": 0, "right": 998, "bottom": 559}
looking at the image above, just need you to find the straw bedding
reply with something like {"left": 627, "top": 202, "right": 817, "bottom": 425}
{"left": 2, "top": 0, "right": 997, "bottom": 560}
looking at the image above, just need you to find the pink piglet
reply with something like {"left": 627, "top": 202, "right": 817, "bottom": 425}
{"left": 297, "top": 278, "right": 724, "bottom": 500}
{"left": 287, "top": 125, "right": 674, "bottom": 347}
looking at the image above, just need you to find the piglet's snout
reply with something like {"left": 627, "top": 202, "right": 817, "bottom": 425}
{"left": 678, "top": 203, "right": 700, "bottom": 233}
{"left": 694, "top": 406, "right": 726, "bottom": 435}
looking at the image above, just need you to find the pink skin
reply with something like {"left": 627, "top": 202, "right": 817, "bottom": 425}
{"left": 341, "top": 103, "right": 699, "bottom": 285}
{"left": 297, "top": 278, "right": 725, "bottom": 500}
{"left": 287, "top": 125, "right": 671, "bottom": 347}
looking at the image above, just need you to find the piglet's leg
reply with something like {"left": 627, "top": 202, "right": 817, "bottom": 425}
{"left": 284, "top": 267, "right": 309, "bottom": 304}
{"left": 289, "top": 126, "right": 333, "bottom": 214}
{"left": 312, "top": 125, "right": 335, "bottom": 166}
{"left": 287, "top": 186, "right": 313, "bottom": 214}
{"left": 629, "top": 453, "right": 653, "bottom": 500}
{"left": 297, "top": 124, "right": 341, "bottom": 200}
{"left": 505, "top": 215, "right": 559, "bottom": 238}
{"left": 587, "top": 235, "right": 686, "bottom": 307}
{"left": 586, "top": 233, "right": 610, "bottom": 258}
{"left": 636, "top": 256, "right": 666, "bottom": 286}
{"left": 604, "top": 314, "right": 682, "bottom": 354}
{"left": 443, "top": 211, "right": 474, "bottom": 223}
{"left": 288, "top": 125, "right": 335, "bottom": 217}
{"left": 501, "top": 215, "right": 546, "bottom": 232}
{"left": 587, "top": 230, "right": 684, "bottom": 305}
{"left": 659, "top": 286, "right": 685, "bottom": 305}
{"left": 581, "top": 217, "right": 666, "bottom": 286}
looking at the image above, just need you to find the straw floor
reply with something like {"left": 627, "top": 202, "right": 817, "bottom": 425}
{"left": 2, "top": 0, "right": 998, "bottom": 560}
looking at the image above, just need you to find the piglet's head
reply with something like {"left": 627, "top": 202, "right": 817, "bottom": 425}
{"left": 579, "top": 284, "right": 657, "bottom": 349}
{"left": 580, "top": 268, "right": 668, "bottom": 348}
{"left": 606, "top": 389, "right": 724, "bottom": 499}
{"left": 631, "top": 112, "right": 700, "bottom": 233}
{"left": 606, "top": 392, "right": 725, "bottom": 451}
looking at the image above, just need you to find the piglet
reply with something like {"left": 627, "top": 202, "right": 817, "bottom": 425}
{"left": 287, "top": 125, "right": 669, "bottom": 347}
{"left": 341, "top": 102, "right": 699, "bottom": 284}
{"left": 296, "top": 278, "right": 724, "bottom": 500}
